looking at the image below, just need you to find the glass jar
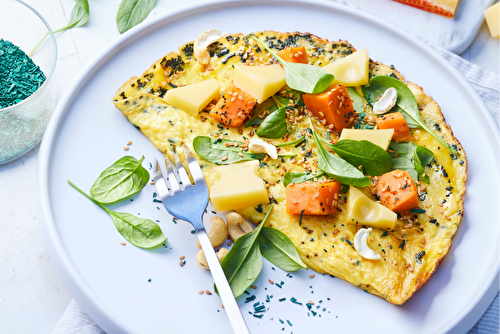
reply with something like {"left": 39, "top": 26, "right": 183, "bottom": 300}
{"left": 0, "top": 0, "right": 57, "bottom": 165}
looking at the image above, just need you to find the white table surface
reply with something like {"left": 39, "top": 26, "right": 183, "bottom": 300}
{"left": 0, "top": 0, "right": 498, "bottom": 333}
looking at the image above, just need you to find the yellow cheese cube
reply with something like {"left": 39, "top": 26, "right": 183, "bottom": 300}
{"left": 322, "top": 48, "right": 369, "bottom": 86}
{"left": 209, "top": 160, "right": 268, "bottom": 211}
{"left": 233, "top": 64, "right": 286, "bottom": 103}
{"left": 346, "top": 187, "right": 397, "bottom": 230}
{"left": 164, "top": 79, "right": 220, "bottom": 116}
{"left": 339, "top": 129, "right": 394, "bottom": 150}
{"left": 485, "top": 2, "right": 500, "bottom": 38}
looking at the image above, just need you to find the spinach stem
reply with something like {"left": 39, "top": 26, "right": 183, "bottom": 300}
{"left": 67, "top": 180, "right": 111, "bottom": 214}
{"left": 275, "top": 136, "right": 305, "bottom": 148}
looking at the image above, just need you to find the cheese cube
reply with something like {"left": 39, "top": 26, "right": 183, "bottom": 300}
{"left": 209, "top": 160, "right": 268, "bottom": 211}
{"left": 485, "top": 2, "right": 499, "bottom": 38}
{"left": 346, "top": 186, "right": 397, "bottom": 230}
{"left": 339, "top": 129, "right": 394, "bottom": 150}
{"left": 322, "top": 48, "right": 369, "bottom": 86}
{"left": 164, "top": 79, "right": 220, "bottom": 116}
{"left": 233, "top": 64, "right": 286, "bottom": 103}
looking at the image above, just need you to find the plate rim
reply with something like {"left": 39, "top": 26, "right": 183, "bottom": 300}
{"left": 37, "top": 0, "right": 500, "bottom": 333}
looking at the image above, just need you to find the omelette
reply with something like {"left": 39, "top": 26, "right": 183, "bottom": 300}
{"left": 112, "top": 31, "right": 467, "bottom": 305}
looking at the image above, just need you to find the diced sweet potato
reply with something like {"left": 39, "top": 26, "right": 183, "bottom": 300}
{"left": 375, "top": 112, "right": 412, "bottom": 142}
{"left": 277, "top": 46, "right": 309, "bottom": 64}
{"left": 286, "top": 181, "right": 341, "bottom": 216}
{"left": 375, "top": 170, "right": 419, "bottom": 213}
{"left": 208, "top": 82, "right": 256, "bottom": 127}
{"left": 303, "top": 84, "right": 355, "bottom": 132}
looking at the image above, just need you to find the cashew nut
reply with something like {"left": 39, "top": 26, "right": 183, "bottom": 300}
{"left": 373, "top": 87, "right": 397, "bottom": 114}
{"left": 197, "top": 216, "right": 227, "bottom": 249}
{"left": 196, "top": 248, "right": 229, "bottom": 270}
{"left": 194, "top": 29, "right": 223, "bottom": 65}
{"left": 248, "top": 138, "right": 278, "bottom": 159}
{"left": 226, "top": 212, "right": 254, "bottom": 242}
{"left": 353, "top": 228, "right": 381, "bottom": 260}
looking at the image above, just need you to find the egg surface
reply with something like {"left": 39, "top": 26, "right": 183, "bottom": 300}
{"left": 113, "top": 31, "right": 466, "bottom": 305}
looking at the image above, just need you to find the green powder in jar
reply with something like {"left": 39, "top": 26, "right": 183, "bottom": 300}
{"left": 0, "top": 38, "right": 46, "bottom": 108}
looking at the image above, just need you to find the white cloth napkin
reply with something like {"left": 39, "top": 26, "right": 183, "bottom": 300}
{"left": 51, "top": 46, "right": 499, "bottom": 334}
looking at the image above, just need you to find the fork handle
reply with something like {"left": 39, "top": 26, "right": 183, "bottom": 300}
{"left": 197, "top": 229, "right": 251, "bottom": 334}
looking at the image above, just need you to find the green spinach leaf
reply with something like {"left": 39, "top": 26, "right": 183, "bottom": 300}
{"left": 29, "top": 0, "right": 89, "bottom": 56}
{"left": 244, "top": 98, "right": 278, "bottom": 127}
{"left": 389, "top": 141, "right": 433, "bottom": 183}
{"left": 311, "top": 127, "right": 370, "bottom": 187}
{"left": 251, "top": 36, "right": 334, "bottom": 94}
{"left": 219, "top": 206, "right": 273, "bottom": 297}
{"left": 283, "top": 171, "right": 325, "bottom": 187}
{"left": 116, "top": 0, "right": 156, "bottom": 34}
{"left": 275, "top": 136, "right": 305, "bottom": 148}
{"left": 322, "top": 139, "right": 392, "bottom": 176}
{"left": 259, "top": 227, "right": 307, "bottom": 271}
{"left": 363, "top": 75, "right": 456, "bottom": 154}
{"left": 193, "top": 136, "right": 266, "bottom": 164}
{"left": 256, "top": 107, "right": 287, "bottom": 139}
{"left": 90, "top": 156, "right": 149, "bottom": 204}
{"left": 346, "top": 87, "right": 364, "bottom": 114}
{"left": 68, "top": 181, "right": 166, "bottom": 248}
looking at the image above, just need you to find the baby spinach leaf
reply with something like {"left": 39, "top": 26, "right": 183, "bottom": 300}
{"left": 323, "top": 139, "right": 392, "bottom": 176}
{"left": 29, "top": 0, "right": 90, "bottom": 56}
{"left": 415, "top": 145, "right": 434, "bottom": 183}
{"left": 389, "top": 141, "right": 433, "bottom": 183}
{"left": 259, "top": 227, "right": 307, "bottom": 271}
{"left": 363, "top": 75, "right": 456, "bottom": 154}
{"left": 346, "top": 87, "right": 364, "bottom": 114}
{"left": 90, "top": 156, "right": 149, "bottom": 204}
{"left": 251, "top": 36, "right": 334, "bottom": 94}
{"left": 256, "top": 107, "right": 287, "bottom": 139}
{"left": 244, "top": 98, "right": 278, "bottom": 127}
{"left": 283, "top": 171, "right": 325, "bottom": 187}
{"left": 275, "top": 136, "right": 305, "bottom": 148}
{"left": 68, "top": 181, "right": 166, "bottom": 249}
{"left": 219, "top": 206, "right": 273, "bottom": 297}
{"left": 416, "top": 145, "right": 434, "bottom": 166}
{"left": 193, "top": 136, "right": 266, "bottom": 164}
{"left": 311, "top": 128, "right": 370, "bottom": 187}
{"left": 116, "top": 0, "right": 156, "bottom": 34}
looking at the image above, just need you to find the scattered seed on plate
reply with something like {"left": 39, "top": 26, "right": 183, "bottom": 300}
{"left": 180, "top": 255, "right": 185, "bottom": 260}
{"left": 127, "top": 140, "right": 132, "bottom": 145}
{"left": 120, "top": 242, "right": 126, "bottom": 246}
{"left": 206, "top": 290, "right": 212, "bottom": 295}
{"left": 179, "top": 261, "right": 185, "bottom": 267}
{"left": 123, "top": 146, "right": 129, "bottom": 151}
{"left": 309, "top": 274, "right": 315, "bottom": 278}
{"left": 198, "top": 290, "right": 204, "bottom": 294}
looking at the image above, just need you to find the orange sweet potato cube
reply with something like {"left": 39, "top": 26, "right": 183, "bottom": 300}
{"left": 277, "top": 46, "right": 309, "bottom": 64}
{"left": 375, "top": 112, "right": 412, "bottom": 142}
{"left": 286, "top": 181, "right": 341, "bottom": 216}
{"left": 375, "top": 170, "right": 419, "bottom": 213}
{"left": 209, "top": 82, "right": 256, "bottom": 127}
{"left": 303, "top": 84, "right": 355, "bottom": 132}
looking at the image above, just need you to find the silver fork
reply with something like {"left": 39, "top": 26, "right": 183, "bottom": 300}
{"left": 152, "top": 146, "right": 250, "bottom": 334}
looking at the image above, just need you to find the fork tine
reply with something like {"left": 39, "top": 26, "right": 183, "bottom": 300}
{"left": 153, "top": 158, "right": 173, "bottom": 197}
{"left": 182, "top": 145, "right": 205, "bottom": 185}
{"left": 164, "top": 155, "right": 181, "bottom": 195}
{"left": 172, "top": 149, "right": 191, "bottom": 190}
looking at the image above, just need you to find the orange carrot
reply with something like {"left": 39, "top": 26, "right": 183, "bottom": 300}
{"left": 375, "top": 112, "right": 412, "bottom": 142}
{"left": 277, "top": 46, "right": 309, "bottom": 64}
{"left": 208, "top": 82, "right": 256, "bottom": 127}
{"left": 286, "top": 181, "right": 341, "bottom": 216}
{"left": 375, "top": 170, "right": 419, "bottom": 213}
{"left": 303, "top": 84, "right": 355, "bottom": 132}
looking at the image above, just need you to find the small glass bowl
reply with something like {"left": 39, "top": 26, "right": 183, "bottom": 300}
{"left": 0, "top": 0, "right": 57, "bottom": 165}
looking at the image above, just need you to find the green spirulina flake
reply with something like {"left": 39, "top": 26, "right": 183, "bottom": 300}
{"left": 0, "top": 39, "right": 46, "bottom": 109}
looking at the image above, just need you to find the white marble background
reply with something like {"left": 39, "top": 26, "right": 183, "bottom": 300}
{"left": 0, "top": 0, "right": 498, "bottom": 333}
